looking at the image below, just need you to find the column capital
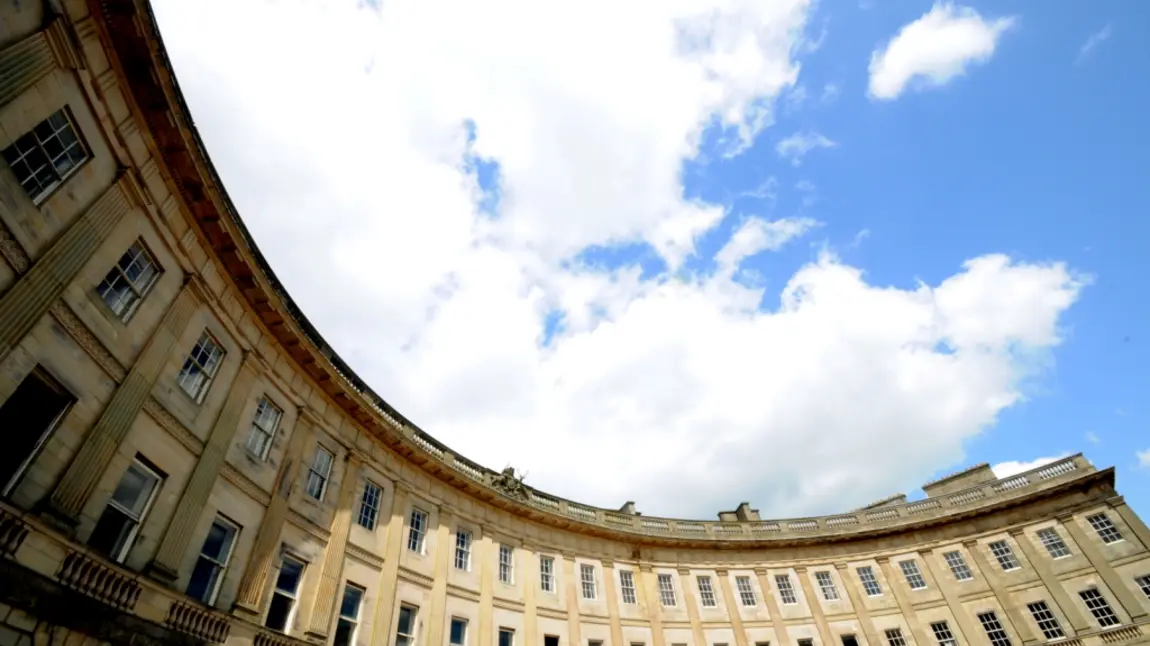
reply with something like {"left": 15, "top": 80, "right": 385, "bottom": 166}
{"left": 754, "top": 567, "right": 770, "bottom": 576}
{"left": 676, "top": 566, "right": 692, "bottom": 576}
{"left": 793, "top": 565, "right": 808, "bottom": 574}
{"left": 639, "top": 562, "right": 654, "bottom": 573}
{"left": 601, "top": 559, "right": 615, "bottom": 568}
{"left": 834, "top": 562, "right": 848, "bottom": 571}
{"left": 961, "top": 539, "right": 979, "bottom": 548}
{"left": 874, "top": 556, "right": 890, "bottom": 565}
{"left": 1007, "top": 526, "right": 1026, "bottom": 537}
{"left": 1054, "top": 511, "right": 1075, "bottom": 522}
{"left": 715, "top": 568, "right": 730, "bottom": 576}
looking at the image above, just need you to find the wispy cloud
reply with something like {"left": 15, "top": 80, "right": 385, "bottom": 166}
{"left": 1138, "top": 448, "right": 1150, "bottom": 470}
{"left": 776, "top": 131, "right": 837, "bottom": 165}
{"left": 821, "top": 83, "right": 841, "bottom": 104}
{"left": 1085, "top": 430, "right": 1099, "bottom": 444}
{"left": 1075, "top": 25, "right": 1112, "bottom": 66}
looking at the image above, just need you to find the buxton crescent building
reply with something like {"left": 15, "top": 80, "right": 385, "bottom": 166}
{"left": 0, "top": 4, "right": 1149, "bottom": 646}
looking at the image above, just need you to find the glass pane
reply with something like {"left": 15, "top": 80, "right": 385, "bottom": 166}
{"left": 186, "top": 558, "right": 222, "bottom": 603}
{"left": 111, "top": 463, "right": 158, "bottom": 516}
{"left": 340, "top": 585, "right": 364, "bottom": 618}
{"left": 276, "top": 559, "right": 304, "bottom": 593}
{"left": 397, "top": 607, "right": 414, "bottom": 634}
{"left": 202, "top": 520, "right": 236, "bottom": 561}
{"left": 87, "top": 506, "right": 134, "bottom": 560}
{"left": 334, "top": 619, "right": 354, "bottom": 646}
{"left": 450, "top": 620, "right": 466, "bottom": 645}
{"left": 266, "top": 593, "right": 293, "bottom": 632}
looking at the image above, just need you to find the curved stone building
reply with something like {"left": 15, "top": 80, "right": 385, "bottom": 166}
{"left": 0, "top": 4, "right": 1148, "bottom": 646}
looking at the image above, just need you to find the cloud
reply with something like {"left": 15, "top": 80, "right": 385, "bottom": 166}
{"left": 868, "top": 3, "right": 1015, "bottom": 100}
{"left": 1138, "top": 448, "right": 1150, "bottom": 470}
{"left": 776, "top": 131, "right": 838, "bottom": 165}
{"left": 1075, "top": 25, "right": 1112, "bottom": 66}
{"left": 153, "top": 0, "right": 1085, "bottom": 518}
{"left": 991, "top": 454, "right": 1070, "bottom": 479}
{"left": 821, "top": 83, "right": 841, "bottom": 104}
{"left": 1085, "top": 430, "right": 1099, "bottom": 444}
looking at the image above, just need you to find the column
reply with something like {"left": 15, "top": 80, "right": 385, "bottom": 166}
{"left": 1005, "top": 529, "right": 1091, "bottom": 633}
{"left": 754, "top": 569, "right": 791, "bottom": 646}
{"left": 677, "top": 568, "right": 708, "bottom": 646}
{"left": 425, "top": 510, "right": 455, "bottom": 646}
{"left": 523, "top": 547, "right": 539, "bottom": 646}
{"left": 832, "top": 565, "right": 878, "bottom": 646}
{"left": 0, "top": 18, "right": 80, "bottom": 108}
{"left": 638, "top": 564, "right": 666, "bottom": 646}
{"left": 148, "top": 353, "right": 261, "bottom": 581}
{"left": 369, "top": 483, "right": 412, "bottom": 646}
{"left": 232, "top": 413, "right": 317, "bottom": 617}
{"left": 303, "top": 455, "right": 365, "bottom": 640}
{"left": 961, "top": 541, "right": 1037, "bottom": 645}
{"left": 793, "top": 568, "right": 834, "bottom": 646}
{"left": 1056, "top": 515, "right": 1149, "bottom": 622}
{"left": 876, "top": 558, "right": 927, "bottom": 646}
{"left": 564, "top": 553, "right": 584, "bottom": 646}
{"left": 602, "top": 561, "right": 625, "bottom": 646}
{"left": 0, "top": 174, "right": 135, "bottom": 361}
{"left": 44, "top": 279, "right": 197, "bottom": 522}
{"left": 714, "top": 571, "right": 748, "bottom": 646}
{"left": 1107, "top": 498, "right": 1150, "bottom": 553}
{"left": 915, "top": 552, "right": 974, "bottom": 644}
{"left": 478, "top": 532, "right": 495, "bottom": 646}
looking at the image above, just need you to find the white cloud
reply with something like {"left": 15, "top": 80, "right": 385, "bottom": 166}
{"left": 868, "top": 3, "right": 1015, "bottom": 101}
{"left": 153, "top": 0, "right": 1085, "bottom": 518}
{"left": 991, "top": 454, "right": 1070, "bottom": 479}
{"left": 821, "top": 83, "right": 841, "bottom": 104}
{"left": 1137, "top": 448, "right": 1150, "bottom": 470}
{"left": 1076, "top": 25, "right": 1112, "bottom": 66}
{"left": 1085, "top": 430, "right": 1099, "bottom": 444}
{"left": 776, "top": 131, "right": 837, "bottom": 165}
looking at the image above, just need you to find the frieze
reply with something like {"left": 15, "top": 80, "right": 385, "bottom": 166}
{"left": 48, "top": 300, "right": 127, "bottom": 381}
{"left": 492, "top": 596, "right": 526, "bottom": 612}
{"left": 220, "top": 463, "right": 272, "bottom": 507}
{"left": 446, "top": 583, "right": 481, "bottom": 602}
{"left": 396, "top": 566, "right": 435, "bottom": 589}
{"left": 143, "top": 397, "right": 204, "bottom": 456}
{"left": 345, "top": 543, "right": 384, "bottom": 570}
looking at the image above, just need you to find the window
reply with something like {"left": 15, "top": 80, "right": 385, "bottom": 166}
{"left": 619, "top": 569, "right": 637, "bottom": 604}
{"left": 899, "top": 560, "right": 927, "bottom": 590}
{"left": 305, "top": 446, "right": 334, "bottom": 501}
{"left": 96, "top": 241, "right": 161, "bottom": 322}
{"left": 186, "top": 517, "right": 239, "bottom": 605}
{"left": 87, "top": 458, "right": 163, "bottom": 562}
{"left": 755, "top": 642, "right": 771, "bottom": 646}
{"left": 943, "top": 551, "right": 973, "bottom": 581}
{"left": 1087, "top": 514, "right": 1124, "bottom": 544}
{"left": 396, "top": 606, "right": 418, "bottom": 646}
{"left": 658, "top": 573, "right": 677, "bottom": 606}
{"left": 333, "top": 584, "right": 365, "bottom": 646}
{"left": 697, "top": 575, "right": 717, "bottom": 607}
{"left": 978, "top": 611, "right": 1012, "bottom": 646}
{"left": 797, "top": 639, "right": 814, "bottom": 646}
{"left": 358, "top": 481, "right": 383, "bottom": 530}
{"left": 775, "top": 574, "right": 798, "bottom": 604}
{"left": 884, "top": 629, "right": 906, "bottom": 646}
{"left": 540, "top": 555, "right": 555, "bottom": 592}
{"left": 499, "top": 544, "right": 514, "bottom": 584}
{"left": 177, "top": 332, "right": 225, "bottom": 402}
{"left": 0, "top": 367, "right": 73, "bottom": 497}
{"left": 2, "top": 108, "right": 87, "bottom": 202}
{"left": 841, "top": 636, "right": 859, "bottom": 646}
{"left": 498, "top": 628, "right": 514, "bottom": 646}
{"left": 1136, "top": 574, "right": 1150, "bottom": 600}
{"left": 589, "top": 641, "right": 602, "bottom": 646}
{"left": 455, "top": 530, "right": 472, "bottom": 571}
{"left": 736, "top": 575, "right": 757, "bottom": 606}
{"left": 407, "top": 509, "right": 428, "bottom": 553}
{"left": 545, "top": 637, "right": 559, "bottom": 646}
{"left": 1026, "top": 601, "right": 1065, "bottom": 640}
{"left": 1035, "top": 528, "right": 1071, "bottom": 559}
{"left": 815, "top": 571, "right": 839, "bottom": 600}
{"left": 1078, "top": 588, "right": 1120, "bottom": 627}
{"left": 581, "top": 563, "right": 598, "bottom": 599}
{"left": 265, "top": 556, "right": 305, "bottom": 632}
{"left": 246, "top": 398, "right": 282, "bottom": 460}
{"left": 988, "top": 541, "right": 1021, "bottom": 571}
{"left": 856, "top": 566, "right": 883, "bottom": 596}
{"left": 450, "top": 619, "right": 468, "bottom": 646}
{"left": 930, "top": 622, "right": 957, "bottom": 646}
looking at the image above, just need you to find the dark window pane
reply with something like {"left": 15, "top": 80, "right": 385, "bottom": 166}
{"left": 276, "top": 559, "right": 303, "bottom": 592}
{"left": 333, "top": 619, "right": 354, "bottom": 646}
{"left": 186, "top": 559, "right": 220, "bottom": 604}
{"left": 88, "top": 507, "right": 132, "bottom": 559}
{"left": 266, "top": 593, "right": 292, "bottom": 632}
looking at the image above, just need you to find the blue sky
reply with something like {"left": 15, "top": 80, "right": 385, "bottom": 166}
{"left": 156, "top": 0, "right": 1150, "bottom": 518}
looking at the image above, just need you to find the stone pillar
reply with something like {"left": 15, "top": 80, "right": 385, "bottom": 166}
{"left": 0, "top": 174, "right": 136, "bottom": 362}
{"left": 232, "top": 413, "right": 317, "bottom": 617}
{"left": 638, "top": 564, "right": 666, "bottom": 646}
{"left": 521, "top": 547, "right": 539, "bottom": 646}
{"left": 302, "top": 454, "right": 365, "bottom": 640}
{"left": 1005, "top": 529, "right": 1091, "bottom": 633}
{"left": 0, "top": 18, "right": 81, "bottom": 108}
{"left": 915, "top": 552, "right": 974, "bottom": 644}
{"left": 147, "top": 353, "right": 261, "bottom": 581}
{"left": 602, "top": 561, "right": 625, "bottom": 646}
{"left": 478, "top": 531, "right": 495, "bottom": 646}
{"left": 1107, "top": 498, "right": 1150, "bottom": 553}
{"left": 369, "top": 483, "right": 411, "bottom": 646}
{"left": 833, "top": 564, "right": 878, "bottom": 646}
{"left": 961, "top": 541, "right": 1036, "bottom": 645}
{"left": 45, "top": 279, "right": 197, "bottom": 522}
{"left": 425, "top": 510, "right": 455, "bottom": 646}
{"left": 876, "top": 558, "right": 927, "bottom": 646}
{"left": 1055, "top": 515, "right": 1149, "bottom": 622}
{"left": 677, "top": 568, "right": 708, "bottom": 646}
{"left": 754, "top": 569, "right": 791, "bottom": 646}
{"left": 793, "top": 568, "right": 834, "bottom": 646}
{"left": 715, "top": 571, "right": 749, "bottom": 646}
{"left": 564, "top": 553, "right": 584, "bottom": 646}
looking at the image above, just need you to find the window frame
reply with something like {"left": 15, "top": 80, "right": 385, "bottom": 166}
{"left": 697, "top": 575, "right": 717, "bottom": 607}
{"left": 775, "top": 574, "right": 798, "bottom": 605}
{"left": 396, "top": 605, "right": 419, "bottom": 646}
{"left": 334, "top": 583, "right": 366, "bottom": 646}
{"left": 1, "top": 106, "right": 89, "bottom": 204}
{"left": 455, "top": 529, "right": 472, "bottom": 571}
{"left": 735, "top": 575, "right": 757, "bottom": 606}
{"left": 450, "top": 618, "right": 468, "bottom": 646}
{"left": 815, "top": 570, "right": 840, "bottom": 600}
{"left": 246, "top": 397, "right": 283, "bottom": 460}
{"left": 1086, "top": 513, "right": 1124, "bottom": 544}
{"left": 266, "top": 555, "right": 306, "bottom": 633}
{"left": 498, "top": 544, "right": 515, "bottom": 584}
{"left": 657, "top": 573, "right": 677, "bottom": 607}
{"left": 581, "top": 563, "right": 598, "bottom": 600}
{"left": 305, "top": 445, "right": 335, "bottom": 501}
{"left": 1078, "top": 588, "right": 1121, "bottom": 627}
{"left": 0, "top": 366, "right": 75, "bottom": 497}
{"left": 186, "top": 515, "right": 240, "bottom": 605}
{"left": 176, "top": 331, "right": 226, "bottom": 403}
{"left": 884, "top": 629, "right": 906, "bottom": 646}
{"left": 95, "top": 240, "right": 162, "bottom": 324}
{"left": 988, "top": 540, "right": 1021, "bottom": 571}
{"left": 1026, "top": 601, "right": 1065, "bottom": 640}
{"left": 619, "top": 569, "right": 637, "bottom": 604}
{"left": 942, "top": 551, "right": 974, "bottom": 581}
{"left": 856, "top": 566, "right": 883, "bottom": 597}
{"left": 498, "top": 628, "right": 515, "bottom": 646}
{"left": 930, "top": 621, "right": 957, "bottom": 646}
{"left": 539, "top": 555, "right": 556, "bottom": 592}
{"left": 899, "top": 560, "right": 927, "bottom": 590}
{"left": 1036, "top": 527, "right": 1072, "bottom": 559}
{"left": 407, "top": 508, "right": 428, "bottom": 553}
{"left": 90, "top": 457, "right": 163, "bottom": 563}
{"left": 977, "top": 611, "right": 1013, "bottom": 646}
{"left": 1135, "top": 574, "right": 1150, "bottom": 601}
{"left": 357, "top": 480, "right": 383, "bottom": 530}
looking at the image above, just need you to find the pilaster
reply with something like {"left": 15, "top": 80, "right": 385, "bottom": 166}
{"left": 1006, "top": 529, "right": 1091, "bottom": 633}
{"left": 522, "top": 546, "right": 538, "bottom": 646}
{"left": 232, "top": 413, "right": 317, "bottom": 617}
{"left": 914, "top": 552, "right": 974, "bottom": 645}
{"left": 961, "top": 541, "right": 1037, "bottom": 646}
{"left": 369, "top": 482, "right": 412, "bottom": 646}
{"left": 638, "top": 564, "right": 666, "bottom": 646}
{"left": 425, "top": 509, "right": 455, "bottom": 646}
{"left": 754, "top": 568, "right": 790, "bottom": 646}
{"left": 147, "top": 352, "right": 261, "bottom": 581}
{"left": 44, "top": 279, "right": 197, "bottom": 522}
{"left": 478, "top": 531, "right": 495, "bottom": 646}
{"left": 303, "top": 454, "right": 365, "bottom": 640}
{"left": 1107, "top": 498, "right": 1150, "bottom": 553}
{"left": 677, "top": 567, "right": 708, "bottom": 646}
{"left": 0, "top": 174, "right": 135, "bottom": 362}
{"left": 564, "top": 553, "right": 583, "bottom": 646}
{"left": 875, "top": 558, "right": 927, "bottom": 646}
{"left": 793, "top": 567, "right": 834, "bottom": 646}
{"left": 833, "top": 564, "right": 877, "bottom": 646}
{"left": 602, "top": 560, "right": 625, "bottom": 646}
{"left": 714, "top": 570, "right": 749, "bottom": 646}
{"left": 1055, "top": 514, "right": 1149, "bottom": 622}
{"left": 0, "top": 18, "right": 80, "bottom": 109}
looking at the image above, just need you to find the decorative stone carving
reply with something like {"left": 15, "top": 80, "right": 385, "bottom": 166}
{"left": 491, "top": 466, "right": 529, "bottom": 500}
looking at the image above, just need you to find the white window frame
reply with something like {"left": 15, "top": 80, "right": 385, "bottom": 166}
{"left": 735, "top": 575, "right": 757, "bottom": 606}
{"left": 1136, "top": 574, "right": 1150, "bottom": 600}
{"left": 977, "top": 611, "right": 1012, "bottom": 646}
{"left": 455, "top": 530, "right": 472, "bottom": 571}
{"left": 988, "top": 540, "right": 1021, "bottom": 571}
{"left": 697, "top": 575, "right": 717, "bottom": 607}
{"left": 775, "top": 574, "right": 798, "bottom": 605}
{"left": 396, "top": 605, "right": 419, "bottom": 646}
{"left": 187, "top": 515, "right": 239, "bottom": 605}
{"left": 407, "top": 508, "right": 428, "bottom": 553}
{"left": 540, "top": 555, "right": 556, "bottom": 592}
{"left": 1036, "top": 528, "right": 1071, "bottom": 559}
{"left": 657, "top": 573, "right": 677, "bottom": 606}
{"left": 943, "top": 551, "right": 974, "bottom": 581}
{"left": 305, "top": 445, "right": 334, "bottom": 501}
{"left": 930, "top": 621, "right": 957, "bottom": 646}
{"left": 450, "top": 618, "right": 468, "bottom": 646}
{"left": 1087, "top": 513, "right": 1124, "bottom": 544}
{"left": 815, "top": 570, "right": 840, "bottom": 600}
{"left": 94, "top": 458, "right": 163, "bottom": 563}
{"left": 1026, "top": 601, "right": 1065, "bottom": 640}
{"left": 498, "top": 544, "right": 514, "bottom": 584}
{"left": 246, "top": 397, "right": 282, "bottom": 460}
{"left": 1079, "top": 588, "right": 1120, "bottom": 627}
{"left": 899, "top": 560, "right": 927, "bottom": 590}
{"left": 176, "top": 331, "right": 225, "bottom": 403}
{"left": 581, "top": 564, "right": 598, "bottom": 600}
{"left": 884, "top": 629, "right": 906, "bottom": 646}
{"left": 96, "top": 240, "right": 161, "bottom": 323}
{"left": 498, "top": 628, "right": 515, "bottom": 646}
{"left": 1, "top": 107, "right": 88, "bottom": 203}
{"left": 857, "top": 566, "right": 883, "bottom": 596}
{"left": 357, "top": 481, "right": 383, "bottom": 530}
{"left": 619, "top": 569, "right": 637, "bottom": 604}
{"left": 335, "top": 583, "right": 365, "bottom": 646}
{"left": 267, "top": 555, "right": 306, "bottom": 633}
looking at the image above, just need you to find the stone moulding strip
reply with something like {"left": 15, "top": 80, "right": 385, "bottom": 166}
{"left": 346, "top": 543, "right": 385, "bottom": 569}
{"left": 446, "top": 583, "right": 481, "bottom": 602}
{"left": 396, "top": 565, "right": 435, "bottom": 588}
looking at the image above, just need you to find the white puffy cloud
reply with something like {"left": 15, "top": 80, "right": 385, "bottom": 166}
{"left": 153, "top": 0, "right": 1085, "bottom": 519}
{"left": 868, "top": 3, "right": 1015, "bottom": 100}
{"left": 1137, "top": 448, "right": 1150, "bottom": 470}
{"left": 776, "top": 131, "right": 838, "bottom": 165}
{"left": 991, "top": 454, "right": 1070, "bottom": 479}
